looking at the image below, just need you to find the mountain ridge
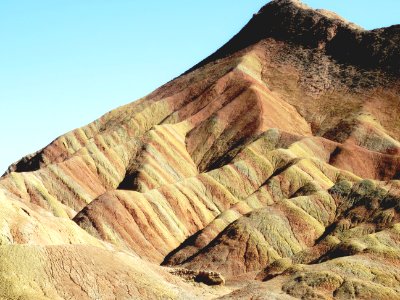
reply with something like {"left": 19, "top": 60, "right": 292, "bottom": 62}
{"left": 187, "top": 0, "right": 399, "bottom": 75}
{"left": 4, "top": 0, "right": 400, "bottom": 177}
{"left": 0, "top": 1, "right": 399, "bottom": 299}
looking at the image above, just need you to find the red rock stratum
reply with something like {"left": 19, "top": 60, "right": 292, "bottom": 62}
{"left": 1, "top": 0, "right": 400, "bottom": 299}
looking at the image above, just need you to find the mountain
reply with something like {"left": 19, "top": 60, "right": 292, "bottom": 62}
{"left": 1, "top": 0, "right": 399, "bottom": 299}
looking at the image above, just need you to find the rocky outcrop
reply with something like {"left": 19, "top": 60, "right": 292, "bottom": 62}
{"left": 169, "top": 268, "right": 225, "bottom": 286}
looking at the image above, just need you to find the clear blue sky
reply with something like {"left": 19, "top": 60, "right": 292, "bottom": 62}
{"left": 0, "top": 1, "right": 399, "bottom": 173}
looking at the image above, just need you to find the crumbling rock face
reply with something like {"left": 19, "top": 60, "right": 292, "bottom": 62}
{"left": 169, "top": 268, "right": 225, "bottom": 286}
{"left": 0, "top": 0, "right": 399, "bottom": 299}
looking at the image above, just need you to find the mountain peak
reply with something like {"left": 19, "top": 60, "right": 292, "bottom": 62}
{"left": 257, "top": 0, "right": 363, "bottom": 31}
{"left": 188, "top": 0, "right": 398, "bottom": 75}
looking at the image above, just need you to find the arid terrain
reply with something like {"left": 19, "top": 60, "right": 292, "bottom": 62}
{"left": 1, "top": 0, "right": 400, "bottom": 299}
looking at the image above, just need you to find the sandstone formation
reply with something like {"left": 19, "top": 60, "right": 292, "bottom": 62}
{"left": 168, "top": 268, "right": 225, "bottom": 286}
{"left": 1, "top": 0, "right": 399, "bottom": 299}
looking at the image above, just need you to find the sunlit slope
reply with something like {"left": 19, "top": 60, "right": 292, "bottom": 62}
{"left": 0, "top": 0, "right": 399, "bottom": 299}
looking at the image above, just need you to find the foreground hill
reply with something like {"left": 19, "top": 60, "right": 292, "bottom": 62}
{"left": 1, "top": 0, "right": 399, "bottom": 299}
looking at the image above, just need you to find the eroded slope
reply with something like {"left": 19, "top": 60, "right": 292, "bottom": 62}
{"left": 0, "top": 0, "right": 399, "bottom": 299}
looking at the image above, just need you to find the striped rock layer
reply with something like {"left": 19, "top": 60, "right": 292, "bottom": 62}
{"left": 1, "top": 0, "right": 400, "bottom": 299}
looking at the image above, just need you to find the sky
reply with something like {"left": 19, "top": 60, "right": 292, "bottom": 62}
{"left": 0, "top": 1, "right": 399, "bottom": 174}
